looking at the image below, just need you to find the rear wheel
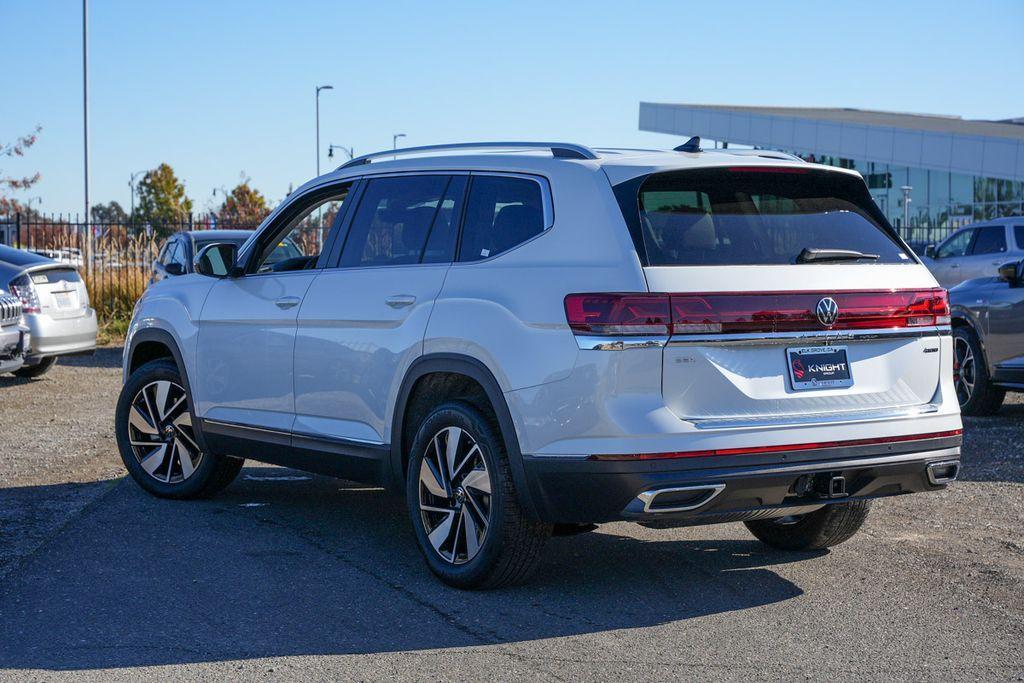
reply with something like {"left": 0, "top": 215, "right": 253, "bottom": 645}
{"left": 116, "top": 359, "right": 243, "bottom": 499}
{"left": 406, "top": 401, "right": 550, "bottom": 589}
{"left": 12, "top": 356, "right": 57, "bottom": 378}
{"left": 953, "top": 326, "right": 1004, "bottom": 416}
{"left": 744, "top": 501, "right": 871, "bottom": 551}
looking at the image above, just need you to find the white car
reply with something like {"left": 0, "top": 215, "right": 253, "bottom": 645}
{"left": 1, "top": 246, "right": 98, "bottom": 377}
{"left": 922, "top": 217, "right": 1024, "bottom": 288}
{"left": 116, "top": 140, "right": 963, "bottom": 588}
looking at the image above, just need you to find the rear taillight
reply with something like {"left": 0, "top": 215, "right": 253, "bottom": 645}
{"left": 565, "top": 289, "right": 950, "bottom": 337}
{"left": 564, "top": 293, "right": 671, "bottom": 335}
{"left": 8, "top": 274, "right": 40, "bottom": 314}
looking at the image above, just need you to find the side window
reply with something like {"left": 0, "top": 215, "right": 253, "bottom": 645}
{"left": 936, "top": 229, "right": 975, "bottom": 259}
{"left": 339, "top": 175, "right": 450, "bottom": 268}
{"left": 421, "top": 175, "right": 467, "bottom": 264}
{"left": 171, "top": 241, "right": 189, "bottom": 268}
{"left": 252, "top": 185, "right": 351, "bottom": 274}
{"left": 458, "top": 175, "right": 546, "bottom": 262}
{"left": 158, "top": 239, "right": 177, "bottom": 265}
{"left": 971, "top": 226, "right": 1007, "bottom": 255}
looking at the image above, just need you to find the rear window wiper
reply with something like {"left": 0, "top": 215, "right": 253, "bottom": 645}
{"left": 796, "top": 248, "right": 880, "bottom": 264}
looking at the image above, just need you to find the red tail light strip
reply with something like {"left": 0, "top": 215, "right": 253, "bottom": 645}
{"left": 587, "top": 429, "right": 963, "bottom": 461}
{"left": 565, "top": 289, "right": 950, "bottom": 336}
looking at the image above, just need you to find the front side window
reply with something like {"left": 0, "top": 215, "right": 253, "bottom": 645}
{"left": 458, "top": 175, "right": 545, "bottom": 262}
{"left": 971, "top": 226, "right": 1007, "bottom": 255}
{"left": 252, "top": 185, "right": 350, "bottom": 274}
{"left": 936, "top": 229, "right": 975, "bottom": 259}
{"left": 629, "top": 168, "right": 911, "bottom": 266}
{"left": 339, "top": 175, "right": 451, "bottom": 268}
{"left": 1015, "top": 225, "right": 1024, "bottom": 250}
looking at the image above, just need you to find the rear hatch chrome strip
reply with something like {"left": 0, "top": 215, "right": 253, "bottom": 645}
{"left": 667, "top": 325, "right": 950, "bottom": 347}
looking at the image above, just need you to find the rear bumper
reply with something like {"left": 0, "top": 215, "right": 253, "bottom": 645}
{"left": 24, "top": 309, "right": 97, "bottom": 360}
{"left": 521, "top": 434, "right": 962, "bottom": 524}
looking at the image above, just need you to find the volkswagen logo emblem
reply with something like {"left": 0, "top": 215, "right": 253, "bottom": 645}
{"left": 816, "top": 297, "right": 839, "bottom": 327}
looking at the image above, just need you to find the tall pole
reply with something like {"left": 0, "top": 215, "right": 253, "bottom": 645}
{"left": 393, "top": 133, "right": 406, "bottom": 159}
{"left": 83, "top": 0, "right": 91, "bottom": 272}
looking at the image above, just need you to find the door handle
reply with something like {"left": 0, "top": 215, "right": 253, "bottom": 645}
{"left": 275, "top": 296, "right": 301, "bottom": 310}
{"left": 385, "top": 295, "right": 416, "bottom": 309}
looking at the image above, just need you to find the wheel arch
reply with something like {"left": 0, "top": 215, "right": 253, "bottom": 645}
{"left": 125, "top": 328, "right": 212, "bottom": 454}
{"left": 389, "top": 353, "right": 539, "bottom": 520}
{"left": 951, "top": 311, "right": 993, "bottom": 375}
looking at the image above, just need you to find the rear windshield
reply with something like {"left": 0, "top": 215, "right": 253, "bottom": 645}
{"left": 619, "top": 167, "right": 910, "bottom": 266}
{"left": 28, "top": 268, "right": 81, "bottom": 284}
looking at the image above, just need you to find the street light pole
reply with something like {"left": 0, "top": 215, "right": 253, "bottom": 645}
{"left": 315, "top": 85, "right": 333, "bottom": 177}
{"left": 327, "top": 144, "right": 354, "bottom": 161}
{"left": 901, "top": 185, "right": 913, "bottom": 229}
{"left": 129, "top": 169, "right": 147, "bottom": 233}
{"left": 82, "top": 0, "right": 91, "bottom": 273}
{"left": 393, "top": 133, "right": 406, "bottom": 159}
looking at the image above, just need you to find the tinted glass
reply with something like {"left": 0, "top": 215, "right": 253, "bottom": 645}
{"left": 936, "top": 229, "right": 975, "bottom": 258}
{"left": 458, "top": 176, "right": 545, "bottom": 262}
{"left": 1016, "top": 226, "right": 1024, "bottom": 250}
{"left": 632, "top": 168, "right": 910, "bottom": 266}
{"left": 28, "top": 268, "right": 81, "bottom": 284}
{"left": 421, "top": 175, "right": 467, "bottom": 264}
{"left": 340, "top": 175, "right": 450, "bottom": 268}
{"left": 970, "top": 226, "right": 1007, "bottom": 255}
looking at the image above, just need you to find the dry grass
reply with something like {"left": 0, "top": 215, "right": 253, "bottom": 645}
{"left": 39, "top": 234, "right": 159, "bottom": 344}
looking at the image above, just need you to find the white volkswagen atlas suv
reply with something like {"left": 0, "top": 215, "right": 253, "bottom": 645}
{"left": 116, "top": 140, "right": 962, "bottom": 588}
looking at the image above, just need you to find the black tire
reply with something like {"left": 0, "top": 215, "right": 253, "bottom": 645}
{"left": 116, "top": 358, "right": 243, "bottom": 499}
{"left": 744, "top": 501, "right": 871, "bottom": 551}
{"left": 12, "top": 356, "right": 57, "bottom": 378}
{"left": 406, "top": 400, "right": 551, "bottom": 589}
{"left": 953, "top": 326, "right": 1004, "bottom": 416}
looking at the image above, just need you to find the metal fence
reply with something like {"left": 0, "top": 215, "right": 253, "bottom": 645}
{"left": 0, "top": 213, "right": 260, "bottom": 326}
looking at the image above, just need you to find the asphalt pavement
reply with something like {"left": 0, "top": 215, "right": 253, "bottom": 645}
{"left": 0, "top": 349, "right": 1021, "bottom": 681}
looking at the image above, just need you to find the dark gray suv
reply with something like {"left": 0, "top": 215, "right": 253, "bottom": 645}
{"left": 950, "top": 258, "right": 1024, "bottom": 414}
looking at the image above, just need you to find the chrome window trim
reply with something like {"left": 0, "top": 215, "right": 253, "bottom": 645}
{"left": 667, "top": 325, "right": 951, "bottom": 347}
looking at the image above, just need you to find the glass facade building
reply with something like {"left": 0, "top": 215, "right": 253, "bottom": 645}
{"left": 639, "top": 103, "right": 1024, "bottom": 245}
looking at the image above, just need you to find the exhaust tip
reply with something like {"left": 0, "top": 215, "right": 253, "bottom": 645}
{"left": 926, "top": 459, "right": 960, "bottom": 486}
{"left": 636, "top": 484, "right": 726, "bottom": 514}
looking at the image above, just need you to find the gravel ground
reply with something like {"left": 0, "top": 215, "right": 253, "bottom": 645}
{"left": 0, "top": 349, "right": 1022, "bottom": 681}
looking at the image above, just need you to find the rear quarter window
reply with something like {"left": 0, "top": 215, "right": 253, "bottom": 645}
{"left": 620, "top": 167, "right": 911, "bottom": 266}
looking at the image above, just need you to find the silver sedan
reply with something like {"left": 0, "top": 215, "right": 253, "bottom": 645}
{"left": 0, "top": 245, "right": 97, "bottom": 378}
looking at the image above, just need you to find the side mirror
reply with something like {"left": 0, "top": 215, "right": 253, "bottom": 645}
{"left": 998, "top": 260, "right": 1024, "bottom": 287}
{"left": 164, "top": 262, "right": 185, "bottom": 276}
{"left": 194, "top": 243, "right": 239, "bottom": 278}
{"left": 924, "top": 244, "right": 936, "bottom": 258}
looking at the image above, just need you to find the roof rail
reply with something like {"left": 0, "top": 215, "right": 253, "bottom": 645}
{"left": 337, "top": 141, "right": 599, "bottom": 169}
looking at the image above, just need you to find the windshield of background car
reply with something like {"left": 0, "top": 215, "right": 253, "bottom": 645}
{"left": 628, "top": 167, "right": 911, "bottom": 266}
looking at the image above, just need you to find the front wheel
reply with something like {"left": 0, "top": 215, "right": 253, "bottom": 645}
{"left": 406, "top": 401, "right": 551, "bottom": 589}
{"left": 115, "top": 359, "right": 243, "bottom": 499}
{"left": 745, "top": 501, "right": 871, "bottom": 551}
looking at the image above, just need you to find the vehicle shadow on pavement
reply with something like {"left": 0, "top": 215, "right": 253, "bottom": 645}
{"left": 0, "top": 468, "right": 812, "bottom": 671}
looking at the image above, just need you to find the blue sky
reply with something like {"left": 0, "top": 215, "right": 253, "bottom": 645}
{"left": 3, "top": 0, "right": 1023, "bottom": 215}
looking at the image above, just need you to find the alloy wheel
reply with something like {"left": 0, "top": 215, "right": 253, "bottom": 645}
{"left": 418, "top": 426, "right": 492, "bottom": 565}
{"left": 953, "top": 337, "right": 976, "bottom": 407}
{"left": 126, "top": 380, "right": 203, "bottom": 484}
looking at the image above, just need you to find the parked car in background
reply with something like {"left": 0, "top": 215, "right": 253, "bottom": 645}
{"left": 1, "top": 245, "right": 97, "bottom": 378}
{"left": 152, "top": 230, "right": 302, "bottom": 283}
{"left": 0, "top": 287, "right": 28, "bottom": 375}
{"left": 117, "top": 141, "right": 962, "bottom": 589}
{"left": 949, "top": 257, "right": 1024, "bottom": 415}
{"left": 921, "top": 217, "right": 1024, "bottom": 288}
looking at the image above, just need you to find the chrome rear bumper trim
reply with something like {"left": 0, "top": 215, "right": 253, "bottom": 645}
{"left": 689, "top": 402, "right": 941, "bottom": 430}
